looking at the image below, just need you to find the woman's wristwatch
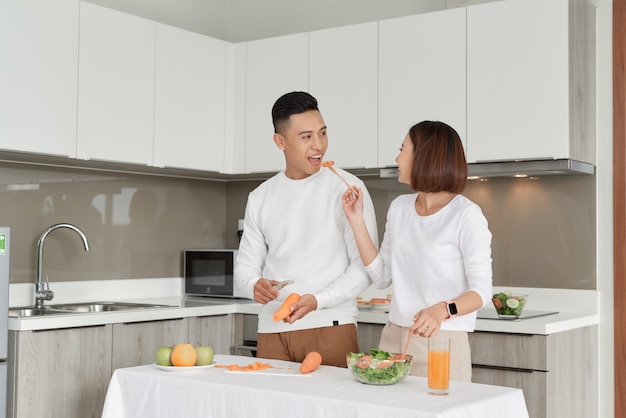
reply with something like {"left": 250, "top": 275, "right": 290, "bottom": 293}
{"left": 443, "top": 300, "right": 458, "bottom": 320}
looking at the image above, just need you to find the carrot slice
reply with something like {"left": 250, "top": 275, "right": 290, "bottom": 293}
{"left": 272, "top": 293, "right": 301, "bottom": 322}
{"left": 217, "top": 362, "right": 274, "bottom": 371}
{"left": 321, "top": 160, "right": 335, "bottom": 167}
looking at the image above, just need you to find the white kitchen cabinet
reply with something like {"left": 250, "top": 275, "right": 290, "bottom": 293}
{"left": 77, "top": 2, "right": 155, "bottom": 166}
{"left": 188, "top": 314, "right": 234, "bottom": 355}
{"left": 154, "top": 24, "right": 227, "bottom": 172}
{"left": 223, "top": 42, "right": 247, "bottom": 175}
{"left": 469, "top": 326, "right": 598, "bottom": 418}
{"left": 111, "top": 317, "right": 189, "bottom": 370}
{"left": 378, "top": 8, "right": 466, "bottom": 168}
{"left": 7, "top": 326, "right": 113, "bottom": 418}
{"left": 308, "top": 22, "right": 378, "bottom": 169}
{"left": 0, "top": 0, "right": 79, "bottom": 158}
{"left": 244, "top": 33, "right": 309, "bottom": 173}
{"left": 466, "top": 0, "right": 595, "bottom": 164}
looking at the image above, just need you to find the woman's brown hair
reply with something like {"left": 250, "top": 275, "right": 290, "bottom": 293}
{"left": 407, "top": 121, "right": 468, "bottom": 193}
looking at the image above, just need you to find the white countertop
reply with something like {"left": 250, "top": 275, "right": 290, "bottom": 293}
{"left": 8, "top": 296, "right": 261, "bottom": 331}
{"left": 8, "top": 280, "right": 599, "bottom": 334}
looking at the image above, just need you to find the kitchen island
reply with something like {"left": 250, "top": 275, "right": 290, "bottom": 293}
{"left": 101, "top": 354, "right": 529, "bottom": 418}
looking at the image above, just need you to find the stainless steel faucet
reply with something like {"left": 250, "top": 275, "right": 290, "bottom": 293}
{"left": 35, "top": 223, "right": 90, "bottom": 309}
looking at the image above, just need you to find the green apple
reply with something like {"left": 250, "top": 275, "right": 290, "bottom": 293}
{"left": 155, "top": 346, "right": 173, "bottom": 366}
{"left": 195, "top": 345, "right": 214, "bottom": 366}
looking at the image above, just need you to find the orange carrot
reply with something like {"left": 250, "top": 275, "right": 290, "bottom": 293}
{"left": 300, "top": 351, "right": 322, "bottom": 374}
{"left": 321, "top": 160, "right": 335, "bottom": 167}
{"left": 272, "top": 293, "right": 301, "bottom": 322}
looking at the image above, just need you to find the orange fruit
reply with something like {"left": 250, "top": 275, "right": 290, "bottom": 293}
{"left": 170, "top": 343, "right": 197, "bottom": 367}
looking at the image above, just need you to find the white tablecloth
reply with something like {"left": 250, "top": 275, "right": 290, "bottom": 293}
{"left": 101, "top": 354, "right": 529, "bottom": 418}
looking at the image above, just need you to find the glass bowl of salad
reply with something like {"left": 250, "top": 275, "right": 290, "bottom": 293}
{"left": 346, "top": 349, "right": 412, "bottom": 385}
{"left": 492, "top": 292, "right": 529, "bottom": 319}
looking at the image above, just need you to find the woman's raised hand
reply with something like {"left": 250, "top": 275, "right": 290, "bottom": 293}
{"left": 342, "top": 186, "right": 363, "bottom": 221}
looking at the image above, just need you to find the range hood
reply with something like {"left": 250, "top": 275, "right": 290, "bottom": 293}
{"left": 378, "top": 158, "right": 595, "bottom": 179}
{"left": 466, "top": 159, "right": 594, "bottom": 178}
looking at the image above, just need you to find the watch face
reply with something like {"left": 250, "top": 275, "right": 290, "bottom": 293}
{"left": 449, "top": 303, "right": 458, "bottom": 316}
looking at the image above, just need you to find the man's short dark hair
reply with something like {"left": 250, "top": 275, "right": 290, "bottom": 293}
{"left": 271, "top": 91, "right": 319, "bottom": 135}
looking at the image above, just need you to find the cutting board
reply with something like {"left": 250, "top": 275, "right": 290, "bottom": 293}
{"left": 223, "top": 366, "right": 312, "bottom": 377}
{"left": 476, "top": 309, "right": 559, "bottom": 320}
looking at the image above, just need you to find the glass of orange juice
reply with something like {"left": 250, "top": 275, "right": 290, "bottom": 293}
{"left": 428, "top": 337, "right": 450, "bottom": 395}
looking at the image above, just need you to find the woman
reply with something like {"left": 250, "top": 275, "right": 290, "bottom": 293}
{"left": 342, "top": 121, "right": 492, "bottom": 380}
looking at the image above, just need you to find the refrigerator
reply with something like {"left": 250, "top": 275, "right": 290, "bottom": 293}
{"left": 0, "top": 228, "right": 9, "bottom": 418}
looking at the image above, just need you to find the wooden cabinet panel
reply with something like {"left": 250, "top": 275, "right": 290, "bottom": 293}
{"left": 472, "top": 366, "right": 547, "bottom": 418}
{"left": 545, "top": 326, "right": 598, "bottom": 418}
{"left": 8, "top": 326, "right": 112, "bottom": 418}
{"left": 111, "top": 318, "right": 189, "bottom": 370}
{"left": 470, "top": 326, "right": 598, "bottom": 418}
{"left": 469, "top": 332, "right": 548, "bottom": 370}
{"left": 356, "top": 323, "right": 383, "bottom": 352}
{"left": 189, "top": 314, "right": 233, "bottom": 355}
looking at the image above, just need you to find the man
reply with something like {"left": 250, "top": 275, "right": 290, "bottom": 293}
{"left": 234, "top": 91, "right": 378, "bottom": 367}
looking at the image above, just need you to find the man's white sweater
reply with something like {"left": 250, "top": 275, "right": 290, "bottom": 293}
{"left": 235, "top": 167, "right": 378, "bottom": 333}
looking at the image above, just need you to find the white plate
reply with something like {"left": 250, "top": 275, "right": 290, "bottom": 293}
{"left": 357, "top": 304, "right": 373, "bottom": 311}
{"left": 154, "top": 363, "right": 216, "bottom": 372}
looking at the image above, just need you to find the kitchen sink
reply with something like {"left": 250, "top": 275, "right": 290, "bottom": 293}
{"left": 9, "top": 301, "right": 176, "bottom": 317}
{"left": 48, "top": 301, "right": 175, "bottom": 313}
{"left": 8, "top": 307, "right": 75, "bottom": 317}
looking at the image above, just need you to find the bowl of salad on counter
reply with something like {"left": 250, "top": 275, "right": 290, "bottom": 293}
{"left": 346, "top": 349, "right": 412, "bottom": 385}
{"left": 492, "top": 291, "right": 529, "bottom": 319}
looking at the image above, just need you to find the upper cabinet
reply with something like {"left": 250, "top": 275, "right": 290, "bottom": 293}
{"left": 244, "top": 33, "right": 309, "bottom": 174}
{"left": 154, "top": 24, "right": 227, "bottom": 172}
{"left": 466, "top": 0, "right": 595, "bottom": 164}
{"left": 378, "top": 9, "right": 466, "bottom": 168}
{"left": 0, "top": 0, "right": 79, "bottom": 158}
{"left": 77, "top": 2, "right": 155, "bottom": 166}
{"left": 309, "top": 22, "right": 378, "bottom": 170}
{"left": 3, "top": 1, "right": 596, "bottom": 175}
{"left": 222, "top": 42, "right": 247, "bottom": 175}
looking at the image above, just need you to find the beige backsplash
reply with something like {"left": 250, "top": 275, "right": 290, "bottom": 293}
{"left": 0, "top": 162, "right": 595, "bottom": 289}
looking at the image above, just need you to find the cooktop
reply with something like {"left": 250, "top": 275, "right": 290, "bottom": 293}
{"left": 476, "top": 309, "right": 559, "bottom": 320}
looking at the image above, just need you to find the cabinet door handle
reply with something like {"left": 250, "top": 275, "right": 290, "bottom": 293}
{"left": 122, "top": 317, "right": 184, "bottom": 325}
{"left": 234, "top": 345, "right": 257, "bottom": 352}
{"left": 472, "top": 363, "right": 537, "bottom": 373}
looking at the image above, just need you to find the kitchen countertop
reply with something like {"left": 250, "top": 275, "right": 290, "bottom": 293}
{"left": 8, "top": 296, "right": 261, "bottom": 332}
{"left": 8, "top": 294, "right": 598, "bottom": 335}
{"left": 8, "top": 280, "right": 599, "bottom": 334}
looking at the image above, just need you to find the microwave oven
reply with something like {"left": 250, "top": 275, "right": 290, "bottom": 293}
{"left": 184, "top": 249, "right": 246, "bottom": 298}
